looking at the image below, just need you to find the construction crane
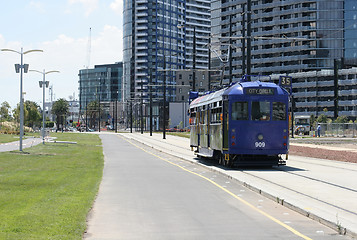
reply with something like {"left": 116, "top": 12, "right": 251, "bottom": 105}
{"left": 85, "top": 27, "right": 91, "bottom": 69}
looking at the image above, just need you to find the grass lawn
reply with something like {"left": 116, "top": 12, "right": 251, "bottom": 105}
{"left": 0, "top": 132, "right": 42, "bottom": 144}
{"left": 167, "top": 132, "right": 190, "bottom": 138}
{"left": 0, "top": 133, "right": 103, "bottom": 240}
{"left": 0, "top": 134, "right": 19, "bottom": 144}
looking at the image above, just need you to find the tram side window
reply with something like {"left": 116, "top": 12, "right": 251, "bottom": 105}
{"left": 231, "top": 102, "right": 248, "bottom": 120}
{"left": 251, "top": 101, "right": 270, "bottom": 121}
{"left": 200, "top": 111, "right": 205, "bottom": 124}
{"left": 210, "top": 107, "right": 222, "bottom": 123}
{"left": 273, "top": 102, "right": 286, "bottom": 121}
{"left": 189, "top": 109, "right": 196, "bottom": 125}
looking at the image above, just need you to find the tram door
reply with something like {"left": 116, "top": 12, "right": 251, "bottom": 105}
{"left": 222, "top": 100, "right": 229, "bottom": 150}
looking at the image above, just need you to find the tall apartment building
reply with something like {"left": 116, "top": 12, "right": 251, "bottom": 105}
{"left": 78, "top": 63, "right": 123, "bottom": 111}
{"left": 211, "top": 0, "right": 356, "bottom": 82}
{"left": 123, "top": 0, "right": 210, "bottom": 103}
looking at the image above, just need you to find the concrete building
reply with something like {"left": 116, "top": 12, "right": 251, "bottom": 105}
{"left": 175, "top": 69, "right": 211, "bottom": 102}
{"left": 211, "top": 0, "right": 357, "bottom": 83}
{"left": 271, "top": 68, "right": 357, "bottom": 119}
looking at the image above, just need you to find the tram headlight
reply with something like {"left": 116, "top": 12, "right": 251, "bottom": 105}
{"left": 257, "top": 134, "right": 264, "bottom": 141}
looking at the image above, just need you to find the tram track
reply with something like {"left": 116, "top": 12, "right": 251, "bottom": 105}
{"left": 126, "top": 133, "right": 357, "bottom": 195}
{"left": 119, "top": 133, "right": 357, "bottom": 237}
{"left": 290, "top": 158, "right": 357, "bottom": 173}
{"left": 123, "top": 133, "right": 357, "bottom": 216}
{"left": 237, "top": 169, "right": 357, "bottom": 217}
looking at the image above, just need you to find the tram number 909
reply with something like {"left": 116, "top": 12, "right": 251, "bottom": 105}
{"left": 255, "top": 142, "right": 266, "bottom": 148}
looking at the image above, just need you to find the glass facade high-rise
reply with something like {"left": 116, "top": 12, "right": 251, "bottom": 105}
{"left": 345, "top": 0, "right": 357, "bottom": 59}
{"left": 78, "top": 63, "right": 123, "bottom": 111}
{"left": 123, "top": 0, "right": 210, "bottom": 103}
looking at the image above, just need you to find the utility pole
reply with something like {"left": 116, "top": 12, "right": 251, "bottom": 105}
{"left": 247, "top": 0, "right": 252, "bottom": 77}
{"left": 333, "top": 59, "right": 339, "bottom": 119}
{"left": 208, "top": 38, "right": 211, "bottom": 91}
{"left": 149, "top": 71, "right": 153, "bottom": 136}
{"left": 229, "top": 15, "right": 233, "bottom": 84}
{"left": 130, "top": 101, "right": 133, "bottom": 133}
{"left": 141, "top": 75, "right": 144, "bottom": 134}
{"left": 242, "top": 4, "right": 246, "bottom": 75}
{"left": 163, "top": 58, "right": 166, "bottom": 139}
{"left": 192, "top": 26, "right": 196, "bottom": 92}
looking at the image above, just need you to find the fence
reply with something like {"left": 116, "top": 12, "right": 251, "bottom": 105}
{"left": 317, "top": 123, "right": 357, "bottom": 138}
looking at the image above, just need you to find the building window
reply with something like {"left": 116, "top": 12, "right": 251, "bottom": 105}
{"left": 179, "top": 74, "right": 182, "bottom": 79}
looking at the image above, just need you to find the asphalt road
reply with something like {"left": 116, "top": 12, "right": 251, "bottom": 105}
{"left": 84, "top": 134, "right": 350, "bottom": 240}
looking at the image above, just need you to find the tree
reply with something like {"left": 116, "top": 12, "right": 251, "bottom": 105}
{"left": 86, "top": 101, "right": 102, "bottom": 129}
{"left": 316, "top": 114, "right": 328, "bottom": 123}
{"left": 52, "top": 98, "right": 69, "bottom": 129}
{"left": 13, "top": 101, "right": 41, "bottom": 128}
{"left": 334, "top": 115, "right": 349, "bottom": 123}
{"left": 0, "top": 101, "right": 12, "bottom": 122}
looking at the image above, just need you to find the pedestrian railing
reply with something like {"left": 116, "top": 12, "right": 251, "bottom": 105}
{"left": 317, "top": 123, "right": 357, "bottom": 138}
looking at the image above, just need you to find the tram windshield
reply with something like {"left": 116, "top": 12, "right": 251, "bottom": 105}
{"left": 231, "top": 102, "right": 248, "bottom": 120}
{"left": 251, "top": 101, "right": 270, "bottom": 121}
{"left": 272, "top": 102, "right": 286, "bottom": 120}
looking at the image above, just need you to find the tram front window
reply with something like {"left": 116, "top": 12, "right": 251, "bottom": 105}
{"left": 251, "top": 101, "right": 270, "bottom": 121}
{"left": 231, "top": 102, "right": 248, "bottom": 120}
{"left": 273, "top": 102, "right": 286, "bottom": 120}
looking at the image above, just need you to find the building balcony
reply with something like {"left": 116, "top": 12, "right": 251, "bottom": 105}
{"left": 293, "top": 81, "right": 316, "bottom": 88}
{"left": 296, "top": 101, "right": 317, "bottom": 108}
{"left": 294, "top": 91, "right": 316, "bottom": 98}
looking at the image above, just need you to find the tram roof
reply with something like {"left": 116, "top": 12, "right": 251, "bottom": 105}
{"left": 190, "top": 81, "right": 287, "bottom": 108}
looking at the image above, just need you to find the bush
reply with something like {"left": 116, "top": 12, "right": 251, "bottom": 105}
{"left": 45, "top": 121, "right": 55, "bottom": 128}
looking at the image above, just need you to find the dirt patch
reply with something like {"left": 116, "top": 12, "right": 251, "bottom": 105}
{"left": 289, "top": 145, "right": 357, "bottom": 163}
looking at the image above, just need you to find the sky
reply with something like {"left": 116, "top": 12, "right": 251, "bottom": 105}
{"left": 0, "top": 0, "right": 123, "bottom": 109}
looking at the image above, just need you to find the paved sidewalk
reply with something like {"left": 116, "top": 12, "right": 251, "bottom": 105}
{"left": 119, "top": 132, "right": 357, "bottom": 238}
{"left": 0, "top": 137, "right": 42, "bottom": 152}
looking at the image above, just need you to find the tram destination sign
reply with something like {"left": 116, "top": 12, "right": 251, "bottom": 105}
{"left": 245, "top": 88, "right": 275, "bottom": 95}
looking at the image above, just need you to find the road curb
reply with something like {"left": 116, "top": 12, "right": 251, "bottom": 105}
{"left": 120, "top": 134, "right": 356, "bottom": 239}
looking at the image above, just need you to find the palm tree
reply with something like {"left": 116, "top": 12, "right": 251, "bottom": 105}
{"left": 52, "top": 98, "right": 69, "bottom": 131}
{"left": 86, "top": 101, "right": 103, "bottom": 130}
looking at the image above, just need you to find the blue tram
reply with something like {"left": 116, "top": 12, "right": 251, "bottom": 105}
{"left": 189, "top": 77, "right": 289, "bottom": 167}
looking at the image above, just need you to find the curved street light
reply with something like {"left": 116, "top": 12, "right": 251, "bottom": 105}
{"left": 1, "top": 48, "right": 43, "bottom": 151}
{"left": 29, "top": 69, "right": 60, "bottom": 144}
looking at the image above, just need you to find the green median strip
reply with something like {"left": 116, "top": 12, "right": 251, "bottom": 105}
{"left": 0, "top": 133, "right": 104, "bottom": 240}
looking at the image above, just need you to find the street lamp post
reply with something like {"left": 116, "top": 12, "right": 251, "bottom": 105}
{"left": 1, "top": 48, "right": 43, "bottom": 151}
{"left": 29, "top": 69, "right": 59, "bottom": 144}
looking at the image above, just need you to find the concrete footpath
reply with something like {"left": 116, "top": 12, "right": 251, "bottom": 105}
{"left": 119, "top": 132, "right": 357, "bottom": 238}
{"left": 0, "top": 137, "right": 42, "bottom": 152}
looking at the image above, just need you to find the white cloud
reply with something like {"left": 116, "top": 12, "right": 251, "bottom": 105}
{"left": 110, "top": 0, "right": 123, "bottom": 15}
{"left": 68, "top": 0, "right": 99, "bottom": 16}
{"left": 29, "top": 1, "right": 45, "bottom": 13}
{"left": 0, "top": 25, "right": 123, "bottom": 108}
